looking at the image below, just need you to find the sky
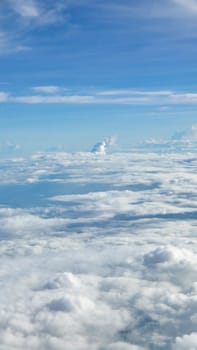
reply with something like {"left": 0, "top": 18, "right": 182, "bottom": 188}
{"left": 1, "top": 0, "right": 197, "bottom": 152}
{"left": 1, "top": 2, "right": 197, "bottom": 348}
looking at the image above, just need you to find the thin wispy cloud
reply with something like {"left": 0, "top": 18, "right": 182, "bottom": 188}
{"left": 6, "top": 0, "right": 67, "bottom": 24}
{"left": 173, "top": 0, "right": 197, "bottom": 14}
{"left": 90, "top": 0, "right": 197, "bottom": 20}
{"left": 2, "top": 88, "right": 197, "bottom": 106}
{"left": 0, "top": 1, "right": 68, "bottom": 54}
{"left": 32, "top": 86, "right": 60, "bottom": 94}
{"left": 0, "top": 92, "right": 9, "bottom": 102}
{"left": 7, "top": 0, "right": 40, "bottom": 18}
{"left": 97, "top": 89, "right": 174, "bottom": 97}
{"left": 12, "top": 94, "right": 96, "bottom": 104}
{"left": 0, "top": 0, "right": 197, "bottom": 56}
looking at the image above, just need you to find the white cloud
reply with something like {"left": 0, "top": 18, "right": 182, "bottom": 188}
{"left": 97, "top": 89, "right": 174, "bottom": 96}
{"left": 32, "top": 86, "right": 60, "bottom": 94}
{"left": 91, "top": 140, "right": 107, "bottom": 155}
{"left": 170, "top": 92, "right": 197, "bottom": 104}
{"left": 12, "top": 94, "right": 96, "bottom": 104}
{"left": 107, "top": 343, "right": 145, "bottom": 350}
{"left": 7, "top": 0, "right": 40, "bottom": 18}
{"left": 143, "top": 246, "right": 190, "bottom": 266}
{"left": 1, "top": 88, "right": 197, "bottom": 105}
{"left": 91, "top": 137, "right": 116, "bottom": 155}
{"left": 173, "top": 333, "right": 197, "bottom": 349}
{"left": 0, "top": 150, "right": 197, "bottom": 349}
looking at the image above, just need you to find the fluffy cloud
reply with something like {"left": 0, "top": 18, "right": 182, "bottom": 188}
{"left": 173, "top": 333, "right": 197, "bottom": 349}
{"left": 0, "top": 149, "right": 197, "bottom": 349}
{"left": 143, "top": 245, "right": 196, "bottom": 266}
{"left": 91, "top": 137, "right": 116, "bottom": 154}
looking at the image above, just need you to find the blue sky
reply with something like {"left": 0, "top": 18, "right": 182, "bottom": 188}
{"left": 1, "top": 0, "right": 197, "bottom": 152}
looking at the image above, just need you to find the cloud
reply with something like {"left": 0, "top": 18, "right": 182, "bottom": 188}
{"left": 6, "top": 0, "right": 67, "bottom": 24}
{"left": 7, "top": 0, "right": 40, "bottom": 18}
{"left": 0, "top": 150, "right": 197, "bottom": 349}
{"left": 1, "top": 0, "right": 197, "bottom": 56}
{"left": 98, "top": 89, "right": 197, "bottom": 105}
{"left": 173, "top": 333, "right": 197, "bottom": 349}
{"left": 143, "top": 245, "right": 197, "bottom": 269}
{"left": 97, "top": 89, "right": 174, "bottom": 96}
{"left": 171, "top": 124, "right": 197, "bottom": 143}
{"left": 91, "top": 140, "right": 107, "bottom": 155}
{"left": 12, "top": 94, "right": 96, "bottom": 104}
{"left": 107, "top": 343, "right": 145, "bottom": 350}
{"left": 0, "top": 92, "right": 9, "bottom": 102}
{"left": 91, "top": 137, "right": 116, "bottom": 155}
{"left": 141, "top": 124, "right": 197, "bottom": 152}
{"left": 1, "top": 88, "right": 197, "bottom": 105}
{"left": 32, "top": 86, "right": 60, "bottom": 94}
{"left": 0, "top": 1, "right": 69, "bottom": 54}
{"left": 173, "top": 0, "right": 197, "bottom": 14}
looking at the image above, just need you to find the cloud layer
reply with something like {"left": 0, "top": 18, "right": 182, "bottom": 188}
{"left": 0, "top": 148, "right": 197, "bottom": 349}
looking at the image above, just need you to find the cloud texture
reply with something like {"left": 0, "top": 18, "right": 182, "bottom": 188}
{"left": 0, "top": 149, "right": 197, "bottom": 349}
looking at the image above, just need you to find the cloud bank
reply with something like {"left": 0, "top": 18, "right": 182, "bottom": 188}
{"left": 0, "top": 149, "right": 197, "bottom": 349}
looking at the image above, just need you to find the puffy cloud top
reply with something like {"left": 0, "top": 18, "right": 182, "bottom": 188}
{"left": 91, "top": 137, "right": 116, "bottom": 154}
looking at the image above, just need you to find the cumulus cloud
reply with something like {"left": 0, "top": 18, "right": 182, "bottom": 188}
{"left": 91, "top": 136, "right": 116, "bottom": 154}
{"left": 91, "top": 140, "right": 107, "bottom": 155}
{"left": 0, "top": 150, "right": 197, "bottom": 349}
{"left": 143, "top": 245, "right": 195, "bottom": 266}
{"left": 173, "top": 333, "right": 197, "bottom": 349}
